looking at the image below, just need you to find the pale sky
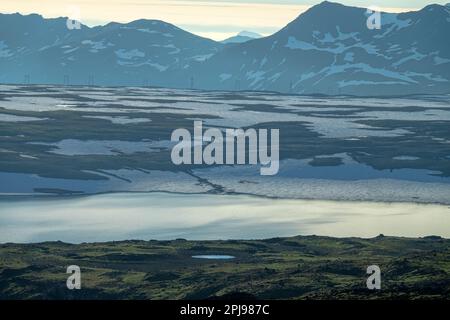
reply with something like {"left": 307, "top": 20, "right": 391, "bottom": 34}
{"left": 0, "top": 1, "right": 447, "bottom": 40}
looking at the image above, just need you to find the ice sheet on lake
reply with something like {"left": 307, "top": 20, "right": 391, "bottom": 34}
{"left": 191, "top": 159, "right": 450, "bottom": 205}
{"left": 29, "top": 139, "right": 173, "bottom": 156}
{"left": 0, "top": 170, "right": 211, "bottom": 195}
{"left": 82, "top": 115, "right": 151, "bottom": 124}
{"left": 2, "top": 85, "right": 450, "bottom": 204}
{"left": 2, "top": 85, "right": 450, "bottom": 139}
{"left": 0, "top": 114, "right": 48, "bottom": 122}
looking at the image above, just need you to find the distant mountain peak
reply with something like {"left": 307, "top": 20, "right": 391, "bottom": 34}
{"left": 237, "top": 31, "right": 262, "bottom": 38}
{"left": 313, "top": 1, "right": 346, "bottom": 10}
{"left": 221, "top": 31, "right": 262, "bottom": 44}
{"left": 422, "top": 3, "right": 448, "bottom": 10}
{"left": 127, "top": 18, "right": 172, "bottom": 26}
{"left": 318, "top": 1, "right": 341, "bottom": 6}
{"left": 123, "top": 18, "right": 181, "bottom": 31}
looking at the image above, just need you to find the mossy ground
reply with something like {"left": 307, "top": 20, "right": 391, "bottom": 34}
{"left": 0, "top": 235, "right": 449, "bottom": 300}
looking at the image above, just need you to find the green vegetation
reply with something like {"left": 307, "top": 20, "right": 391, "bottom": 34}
{"left": 1, "top": 235, "right": 449, "bottom": 300}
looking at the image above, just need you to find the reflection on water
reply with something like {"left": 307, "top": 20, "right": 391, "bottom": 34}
{"left": 192, "top": 255, "right": 235, "bottom": 260}
{"left": 0, "top": 192, "right": 449, "bottom": 243}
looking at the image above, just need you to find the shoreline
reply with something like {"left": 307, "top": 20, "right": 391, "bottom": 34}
{"left": 2, "top": 189, "right": 450, "bottom": 206}
{"left": 1, "top": 233, "right": 448, "bottom": 246}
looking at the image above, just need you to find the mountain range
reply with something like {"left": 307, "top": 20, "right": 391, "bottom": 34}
{"left": 1, "top": 1, "right": 449, "bottom": 95}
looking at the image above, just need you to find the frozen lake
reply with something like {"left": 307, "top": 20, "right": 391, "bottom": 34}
{"left": 0, "top": 192, "right": 449, "bottom": 243}
{"left": 1, "top": 85, "right": 449, "bottom": 204}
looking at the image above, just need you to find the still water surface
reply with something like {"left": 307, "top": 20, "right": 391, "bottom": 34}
{"left": 0, "top": 192, "right": 449, "bottom": 243}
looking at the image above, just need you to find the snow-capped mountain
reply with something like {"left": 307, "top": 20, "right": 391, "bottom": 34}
{"left": 0, "top": 14, "right": 222, "bottom": 86}
{"left": 193, "top": 1, "right": 450, "bottom": 95}
{"left": 222, "top": 31, "right": 262, "bottom": 44}
{"left": 1, "top": 1, "right": 449, "bottom": 95}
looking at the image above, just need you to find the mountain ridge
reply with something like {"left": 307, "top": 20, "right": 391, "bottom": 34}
{"left": 1, "top": 1, "right": 449, "bottom": 95}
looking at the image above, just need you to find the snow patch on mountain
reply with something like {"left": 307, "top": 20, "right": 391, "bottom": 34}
{"left": 246, "top": 71, "right": 266, "bottom": 87}
{"left": 137, "top": 28, "right": 159, "bottom": 34}
{"left": 0, "top": 41, "right": 13, "bottom": 58}
{"left": 63, "top": 47, "right": 79, "bottom": 54}
{"left": 338, "top": 80, "right": 407, "bottom": 87}
{"left": 219, "top": 73, "right": 232, "bottom": 81}
{"left": 191, "top": 54, "right": 214, "bottom": 62}
{"left": 115, "top": 49, "right": 145, "bottom": 60}
{"left": 392, "top": 48, "right": 427, "bottom": 67}
{"left": 134, "top": 61, "right": 168, "bottom": 71}
{"left": 434, "top": 56, "right": 450, "bottom": 65}
{"left": 286, "top": 36, "right": 381, "bottom": 56}
{"left": 313, "top": 27, "right": 359, "bottom": 43}
{"left": 344, "top": 52, "right": 354, "bottom": 62}
{"left": 375, "top": 14, "right": 412, "bottom": 38}
{"left": 81, "top": 40, "right": 114, "bottom": 53}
